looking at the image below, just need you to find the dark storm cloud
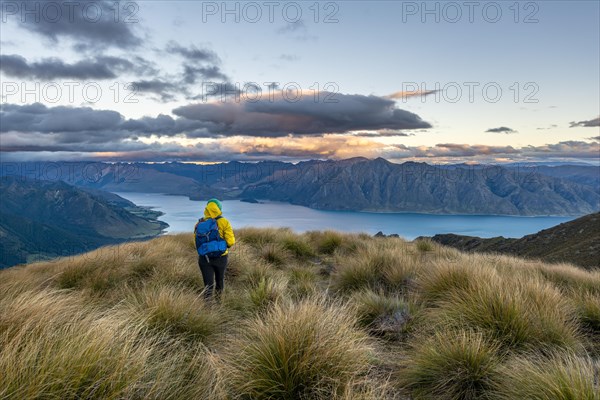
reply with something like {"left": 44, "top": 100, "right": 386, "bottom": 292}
{"left": 173, "top": 93, "right": 432, "bottom": 137}
{"left": 0, "top": 54, "right": 145, "bottom": 80}
{"left": 569, "top": 117, "right": 600, "bottom": 128}
{"left": 485, "top": 126, "right": 517, "bottom": 134}
{"left": 7, "top": 0, "right": 142, "bottom": 50}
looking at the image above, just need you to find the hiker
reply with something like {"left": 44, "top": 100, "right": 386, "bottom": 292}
{"left": 194, "top": 198, "right": 235, "bottom": 299}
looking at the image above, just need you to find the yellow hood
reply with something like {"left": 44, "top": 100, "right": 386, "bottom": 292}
{"left": 204, "top": 202, "right": 222, "bottom": 219}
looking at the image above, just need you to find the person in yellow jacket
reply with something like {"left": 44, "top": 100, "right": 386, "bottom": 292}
{"left": 194, "top": 198, "right": 235, "bottom": 299}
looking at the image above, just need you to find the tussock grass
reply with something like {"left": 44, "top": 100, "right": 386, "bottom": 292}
{"left": 123, "top": 284, "right": 224, "bottom": 343}
{"left": 539, "top": 263, "right": 600, "bottom": 295}
{"left": 401, "top": 329, "right": 502, "bottom": 400}
{"left": 238, "top": 227, "right": 289, "bottom": 248}
{"left": 415, "top": 238, "right": 435, "bottom": 253}
{"left": 493, "top": 353, "right": 600, "bottom": 400}
{"left": 1, "top": 228, "right": 599, "bottom": 399}
{"left": 416, "top": 260, "right": 483, "bottom": 304}
{"left": 352, "top": 290, "right": 415, "bottom": 339}
{"left": 224, "top": 297, "right": 372, "bottom": 399}
{"left": 427, "top": 274, "right": 582, "bottom": 351}
{"left": 308, "top": 230, "right": 345, "bottom": 254}
{"left": 281, "top": 234, "right": 316, "bottom": 259}
{"left": 260, "top": 242, "right": 291, "bottom": 266}
{"left": 0, "top": 288, "right": 226, "bottom": 400}
{"left": 332, "top": 241, "right": 418, "bottom": 293}
{"left": 288, "top": 265, "right": 319, "bottom": 298}
{"left": 236, "top": 260, "right": 276, "bottom": 287}
{"left": 569, "top": 290, "right": 600, "bottom": 333}
{"left": 246, "top": 274, "right": 289, "bottom": 313}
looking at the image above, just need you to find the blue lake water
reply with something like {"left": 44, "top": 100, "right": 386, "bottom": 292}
{"left": 114, "top": 192, "right": 576, "bottom": 240}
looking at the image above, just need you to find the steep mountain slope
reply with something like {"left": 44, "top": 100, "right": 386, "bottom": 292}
{"left": 240, "top": 158, "right": 600, "bottom": 216}
{"left": 426, "top": 212, "right": 600, "bottom": 269}
{"left": 0, "top": 177, "right": 167, "bottom": 268}
{"left": 2, "top": 160, "right": 598, "bottom": 215}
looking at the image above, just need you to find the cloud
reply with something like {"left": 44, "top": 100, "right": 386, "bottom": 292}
{"left": 353, "top": 130, "right": 412, "bottom": 137}
{"left": 389, "top": 143, "right": 521, "bottom": 159}
{"left": 173, "top": 92, "right": 432, "bottom": 136}
{"left": 536, "top": 124, "right": 558, "bottom": 130}
{"left": 0, "top": 54, "right": 149, "bottom": 80}
{"left": 130, "top": 80, "right": 181, "bottom": 102}
{"left": 0, "top": 103, "right": 123, "bottom": 134}
{"left": 2, "top": 103, "right": 595, "bottom": 164}
{"left": 0, "top": 103, "right": 212, "bottom": 142}
{"left": 3, "top": 135, "right": 599, "bottom": 164}
{"left": 9, "top": 0, "right": 142, "bottom": 50}
{"left": 521, "top": 141, "right": 600, "bottom": 159}
{"left": 385, "top": 90, "right": 438, "bottom": 100}
{"left": 165, "top": 42, "right": 229, "bottom": 84}
{"left": 485, "top": 127, "right": 517, "bottom": 134}
{"left": 276, "top": 20, "right": 316, "bottom": 41}
{"left": 588, "top": 136, "right": 600, "bottom": 142}
{"left": 570, "top": 117, "right": 600, "bottom": 128}
{"left": 279, "top": 54, "right": 299, "bottom": 62}
{"left": 183, "top": 65, "right": 229, "bottom": 84}
{"left": 165, "top": 41, "right": 219, "bottom": 63}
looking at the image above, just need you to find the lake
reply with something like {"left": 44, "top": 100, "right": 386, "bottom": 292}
{"left": 114, "top": 192, "right": 576, "bottom": 240}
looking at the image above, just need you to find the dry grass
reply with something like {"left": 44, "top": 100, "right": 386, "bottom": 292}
{"left": 493, "top": 352, "right": 600, "bottom": 400}
{"left": 223, "top": 297, "right": 373, "bottom": 399}
{"left": 400, "top": 329, "right": 502, "bottom": 400}
{"left": 1, "top": 229, "right": 599, "bottom": 399}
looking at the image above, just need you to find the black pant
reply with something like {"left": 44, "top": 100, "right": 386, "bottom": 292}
{"left": 198, "top": 255, "right": 228, "bottom": 298}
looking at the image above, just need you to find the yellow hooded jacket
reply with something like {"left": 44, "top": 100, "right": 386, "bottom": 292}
{"left": 194, "top": 202, "right": 235, "bottom": 256}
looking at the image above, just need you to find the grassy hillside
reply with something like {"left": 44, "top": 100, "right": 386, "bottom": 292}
{"left": 0, "top": 177, "right": 167, "bottom": 268}
{"left": 1, "top": 229, "right": 599, "bottom": 399}
{"left": 427, "top": 212, "right": 600, "bottom": 269}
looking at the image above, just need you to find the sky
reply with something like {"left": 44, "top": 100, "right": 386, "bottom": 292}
{"left": 0, "top": 0, "right": 599, "bottom": 164}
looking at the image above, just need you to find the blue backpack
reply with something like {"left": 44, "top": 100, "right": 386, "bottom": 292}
{"left": 194, "top": 216, "right": 228, "bottom": 259}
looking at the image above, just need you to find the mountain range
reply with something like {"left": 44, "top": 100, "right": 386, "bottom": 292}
{"left": 1, "top": 159, "right": 599, "bottom": 216}
{"left": 0, "top": 177, "right": 167, "bottom": 268}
